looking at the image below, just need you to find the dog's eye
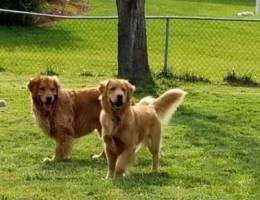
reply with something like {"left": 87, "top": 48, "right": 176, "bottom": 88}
{"left": 39, "top": 87, "right": 45, "bottom": 91}
{"left": 110, "top": 87, "right": 116, "bottom": 91}
{"left": 122, "top": 88, "right": 126, "bottom": 92}
{"left": 50, "top": 88, "right": 56, "bottom": 92}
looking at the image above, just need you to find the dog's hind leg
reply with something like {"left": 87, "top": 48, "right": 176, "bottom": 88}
{"left": 92, "top": 151, "right": 106, "bottom": 159}
{"left": 147, "top": 126, "right": 161, "bottom": 172}
{"left": 92, "top": 127, "right": 106, "bottom": 160}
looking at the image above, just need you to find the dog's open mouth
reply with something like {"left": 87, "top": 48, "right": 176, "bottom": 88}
{"left": 110, "top": 100, "right": 123, "bottom": 110}
{"left": 40, "top": 96, "right": 56, "bottom": 112}
{"left": 42, "top": 102, "right": 53, "bottom": 112}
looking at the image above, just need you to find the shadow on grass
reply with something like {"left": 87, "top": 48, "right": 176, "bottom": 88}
{"left": 175, "top": 106, "right": 260, "bottom": 180}
{"left": 112, "top": 171, "right": 171, "bottom": 187}
{"left": 0, "top": 25, "right": 83, "bottom": 49}
{"left": 135, "top": 155, "right": 168, "bottom": 168}
{"left": 40, "top": 157, "right": 106, "bottom": 171}
{"left": 23, "top": 158, "right": 106, "bottom": 182}
{"left": 112, "top": 171, "right": 211, "bottom": 192}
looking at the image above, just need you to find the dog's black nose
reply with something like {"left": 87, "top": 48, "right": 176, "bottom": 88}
{"left": 46, "top": 96, "right": 52, "bottom": 103}
{"left": 117, "top": 95, "right": 123, "bottom": 101}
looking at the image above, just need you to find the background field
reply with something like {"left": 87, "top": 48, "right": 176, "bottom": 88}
{"left": 87, "top": 0, "right": 255, "bottom": 17}
{"left": 0, "top": 0, "right": 260, "bottom": 199}
{"left": 0, "top": 0, "right": 259, "bottom": 81}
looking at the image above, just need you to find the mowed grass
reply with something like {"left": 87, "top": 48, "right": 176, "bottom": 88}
{"left": 0, "top": 73, "right": 260, "bottom": 200}
{"left": 0, "top": 18, "right": 260, "bottom": 81}
{"left": 0, "top": 0, "right": 259, "bottom": 81}
{"left": 0, "top": 0, "right": 260, "bottom": 199}
{"left": 87, "top": 0, "right": 255, "bottom": 17}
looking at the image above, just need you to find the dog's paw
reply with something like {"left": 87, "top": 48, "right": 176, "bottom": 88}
{"left": 106, "top": 173, "right": 114, "bottom": 179}
{"left": 92, "top": 154, "right": 99, "bottom": 159}
{"left": 92, "top": 151, "right": 106, "bottom": 160}
{"left": 92, "top": 154, "right": 102, "bottom": 159}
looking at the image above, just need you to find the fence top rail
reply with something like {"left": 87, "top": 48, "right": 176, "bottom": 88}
{"left": 1, "top": 8, "right": 260, "bottom": 22}
{"left": 0, "top": 8, "right": 118, "bottom": 19}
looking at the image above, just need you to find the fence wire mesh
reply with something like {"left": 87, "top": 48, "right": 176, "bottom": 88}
{"left": 0, "top": 10, "right": 260, "bottom": 82}
{"left": 165, "top": 19, "right": 260, "bottom": 82}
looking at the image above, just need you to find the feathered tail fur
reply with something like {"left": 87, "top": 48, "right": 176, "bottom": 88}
{"left": 138, "top": 89, "right": 187, "bottom": 125}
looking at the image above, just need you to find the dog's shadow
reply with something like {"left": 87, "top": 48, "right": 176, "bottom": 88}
{"left": 40, "top": 157, "right": 106, "bottom": 171}
{"left": 112, "top": 171, "right": 172, "bottom": 188}
{"left": 111, "top": 170, "right": 209, "bottom": 191}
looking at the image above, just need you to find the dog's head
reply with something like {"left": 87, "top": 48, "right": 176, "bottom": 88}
{"left": 99, "top": 79, "right": 135, "bottom": 112}
{"left": 27, "top": 75, "right": 60, "bottom": 113}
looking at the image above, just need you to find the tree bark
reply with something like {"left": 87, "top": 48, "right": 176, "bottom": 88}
{"left": 116, "top": 0, "right": 151, "bottom": 87}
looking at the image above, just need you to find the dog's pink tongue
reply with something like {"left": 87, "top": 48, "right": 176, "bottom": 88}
{"left": 43, "top": 103, "right": 52, "bottom": 112}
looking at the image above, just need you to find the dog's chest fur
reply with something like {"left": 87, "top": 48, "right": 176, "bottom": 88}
{"left": 36, "top": 115, "right": 52, "bottom": 136}
{"left": 33, "top": 106, "right": 74, "bottom": 138}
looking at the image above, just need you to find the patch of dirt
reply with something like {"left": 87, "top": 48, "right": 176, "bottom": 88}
{"left": 36, "top": 0, "right": 90, "bottom": 25}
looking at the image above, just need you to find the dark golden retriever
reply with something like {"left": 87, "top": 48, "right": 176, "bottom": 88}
{"left": 99, "top": 79, "right": 186, "bottom": 178}
{"left": 27, "top": 75, "right": 103, "bottom": 162}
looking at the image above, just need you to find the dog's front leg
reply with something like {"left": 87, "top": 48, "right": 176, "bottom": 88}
{"left": 48, "top": 130, "right": 73, "bottom": 162}
{"left": 114, "top": 147, "right": 135, "bottom": 177}
{"left": 102, "top": 132, "right": 117, "bottom": 178}
{"left": 104, "top": 143, "right": 117, "bottom": 179}
{"left": 54, "top": 135, "right": 73, "bottom": 161}
{"left": 43, "top": 134, "right": 73, "bottom": 163}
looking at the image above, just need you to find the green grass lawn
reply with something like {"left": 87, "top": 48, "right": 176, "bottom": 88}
{"left": 0, "top": 1, "right": 259, "bottom": 82}
{"left": 0, "top": 18, "right": 259, "bottom": 82}
{"left": 0, "top": 73, "right": 260, "bottom": 200}
{"left": 87, "top": 0, "right": 255, "bottom": 17}
{"left": 0, "top": 0, "right": 260, "bottom": 199}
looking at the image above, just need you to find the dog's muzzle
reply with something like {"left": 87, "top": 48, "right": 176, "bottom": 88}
{"left": 40, "top": 96, "right": 56, "bottom": 112}
{"left": 110, "top": 95, "right": 124, "bottom": 110}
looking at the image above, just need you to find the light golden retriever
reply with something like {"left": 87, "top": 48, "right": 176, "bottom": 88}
{"left": 99, "top": 79, "right": 186, "bottom": 178}
{"left": 27, "top": 75, "right": 103, "bottom": 162}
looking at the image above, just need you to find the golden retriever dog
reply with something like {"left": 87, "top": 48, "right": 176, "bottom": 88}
{"left": 27, "top": 75, "right": 103, "bottom": 162}
{"left": 99, "top": 79, "right": 186, "bottom": 178}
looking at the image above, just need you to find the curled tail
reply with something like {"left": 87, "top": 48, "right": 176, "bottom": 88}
{"left": 153, "top": 89, "right": 186, "bottom": 124}
{"left": 139, "top": 89, "right": 187, "bottom": 125}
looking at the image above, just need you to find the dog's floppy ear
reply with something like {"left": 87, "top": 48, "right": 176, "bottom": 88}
{"left": 98, "top": 80, "right": 110, "bottom": 94}
{"left": 124, "top": 80, "right": 136, "bottom": 98}
{"left": 52, "top": 76, "right": 60, "bottom": 93}
{"left": 27, "top": 76, "right": 40, "bottom": 95}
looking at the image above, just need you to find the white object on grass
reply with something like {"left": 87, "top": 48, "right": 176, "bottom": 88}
{"left": 237, "top": 11, "right": 254, "bottom": 17}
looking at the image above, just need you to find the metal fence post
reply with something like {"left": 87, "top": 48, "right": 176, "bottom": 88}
{"left": 163, "top": 17, "right": 170, "bottom": 75}
{"left": 257, "top": 0, "right": 260, "bottom": 14}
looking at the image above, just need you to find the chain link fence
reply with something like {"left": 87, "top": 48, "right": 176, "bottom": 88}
{"left": 0, "top": 9, "right": 260, "bottom": 82}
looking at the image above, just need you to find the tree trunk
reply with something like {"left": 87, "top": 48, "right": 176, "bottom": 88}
{"left": 116, "top": 0, "right": 151, "bottom": 87}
